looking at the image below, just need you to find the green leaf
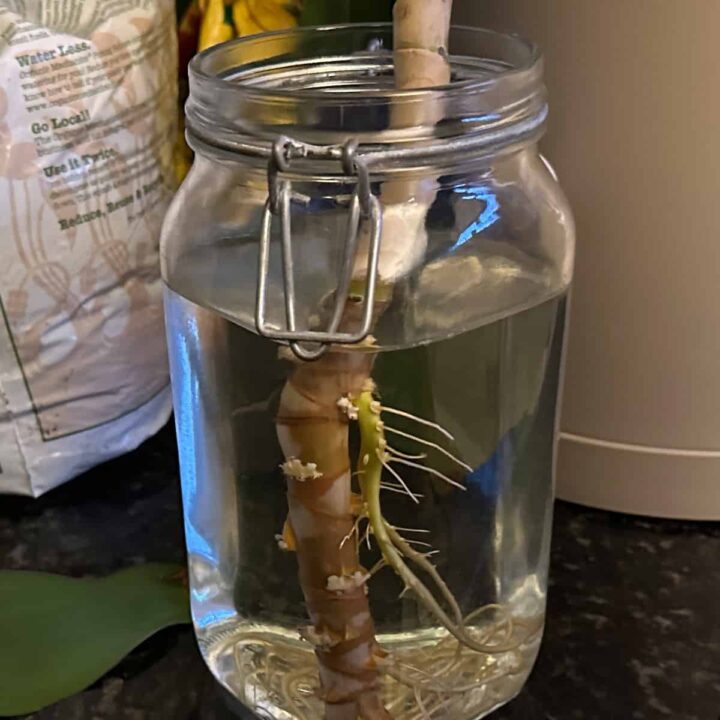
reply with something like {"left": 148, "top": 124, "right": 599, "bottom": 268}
{"left": 0, "top": 564, "right": 190, "bottom": 716}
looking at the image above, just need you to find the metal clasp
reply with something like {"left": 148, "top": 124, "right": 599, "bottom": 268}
{"left": 255, "top": 136, "right": 382, "bottom": 361}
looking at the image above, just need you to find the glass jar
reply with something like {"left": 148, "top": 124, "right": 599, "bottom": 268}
{"left": 162, "top": 24, "right": 574, "bottom": 720}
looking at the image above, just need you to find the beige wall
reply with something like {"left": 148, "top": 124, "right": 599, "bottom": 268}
{"left": 456, "top": 1, "right": 720, "bottom": 518}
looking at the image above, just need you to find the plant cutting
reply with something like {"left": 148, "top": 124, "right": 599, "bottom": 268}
{"left": 269, "top": 3, "right": 533, "bottom": 719}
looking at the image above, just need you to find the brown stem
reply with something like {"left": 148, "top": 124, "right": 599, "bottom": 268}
{"left": 277, "top": 350, "right": 390, "bottom": 720}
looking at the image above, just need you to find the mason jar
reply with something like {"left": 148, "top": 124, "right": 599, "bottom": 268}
{"left": 161, "top": 23, "right": 574, "bottom": 720}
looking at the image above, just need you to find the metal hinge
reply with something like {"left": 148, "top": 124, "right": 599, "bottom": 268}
{"left": 255, "top": 136, "right": 382, "bottom": 361}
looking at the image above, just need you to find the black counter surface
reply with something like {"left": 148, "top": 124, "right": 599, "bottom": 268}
{"left": 1, "top": 426, "right": 718, "bottom": 720}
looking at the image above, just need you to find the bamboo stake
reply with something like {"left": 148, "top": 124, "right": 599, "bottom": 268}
{"left": 354, "top": 0, "right": 453, "bottom": 283}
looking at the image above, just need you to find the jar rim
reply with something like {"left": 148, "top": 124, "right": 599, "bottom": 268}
{"left": 186, "top": 23, "right": 547, "bottom": 169}
{"left": 190, "top": 23, "right": 541, "bottom": 101}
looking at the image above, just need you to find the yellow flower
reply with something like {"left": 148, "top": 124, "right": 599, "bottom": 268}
{"left": 198, "top": 0, "right": 235, "bottom": 51}
{"left": 231, "top": 0, "right": 300, "bottom": 68}
{"left": 232, "top": 0, "right": 299, "bottom": 37}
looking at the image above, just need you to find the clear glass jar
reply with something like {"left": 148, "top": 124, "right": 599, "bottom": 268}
{"left": 162, "top": 24, "right": 574, "bottom": 720}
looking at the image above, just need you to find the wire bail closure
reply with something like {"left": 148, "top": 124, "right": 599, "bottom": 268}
{"left": 255, "top": 136, "right": 382, "bottom": 362}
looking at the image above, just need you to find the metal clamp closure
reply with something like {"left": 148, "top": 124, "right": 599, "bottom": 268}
{"left": 255, "top": 136, "right": 382, "bottom": 361}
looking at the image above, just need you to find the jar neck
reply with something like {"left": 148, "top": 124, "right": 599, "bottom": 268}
{"left": 186, "top": 24, "right": 546, "bottom": 172}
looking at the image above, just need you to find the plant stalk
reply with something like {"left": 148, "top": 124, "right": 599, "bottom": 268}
{"left": 276, "top": 3, "right": 453, "bottom": 718}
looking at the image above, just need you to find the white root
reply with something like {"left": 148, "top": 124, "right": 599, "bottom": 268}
{"left": 400, "top": 537, "right": 434, "bottom": 549}
{"left": 380, "top": 406, "right": 455, "bottom": 441}
{"left": 361, "top": 524, "right": 373, "bottom": 551}
{"left": 383, "top": 426, "right": 473, "bottom": 473}
{"left": 389, "top": 525, "right": 430, "bottom": 534}
{"left": 339, "top": 514, "right": 366, "bottom": 549}
{"left": 389, "top": 456, "right": 467, "bottom": 491}
{"left": 232, "top": 608, "right": 542, "bottom": 719}
{"left": 387, "top": 446, "right": 428, "bottom": 461}
{"left": 380, "top": 483, "right": 425, "bottom": 500}
{"left": 384, "top": 521, "right": 463, "bottom": 627}
{"left": 380, "top": 453, "right": 421, "bottom": 504}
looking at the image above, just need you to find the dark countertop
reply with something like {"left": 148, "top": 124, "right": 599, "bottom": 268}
{"left": 2, "top": 425, "right": 718, "bottom": 720}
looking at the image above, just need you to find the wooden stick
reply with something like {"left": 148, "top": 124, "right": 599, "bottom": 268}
{"left": 386, "top": 0, "right": 453, "bottom": 198}
{"left": 354, "top": 0, "right": 453, "bottom": 282}
{"left": 393, "top": 0, "right": 452, "bottom": 99}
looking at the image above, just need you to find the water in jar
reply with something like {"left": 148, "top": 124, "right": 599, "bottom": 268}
{"left": 165, "top": 258, "right": 565, "bottom": 719}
